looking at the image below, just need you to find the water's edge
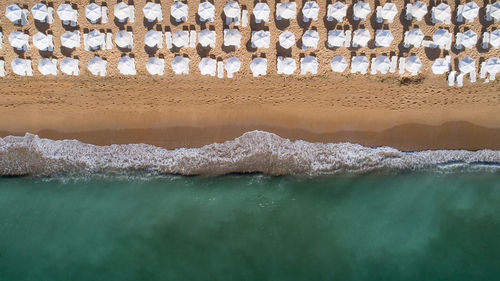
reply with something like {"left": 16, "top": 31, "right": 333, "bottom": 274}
{"left": 1, "top": 131, "right": 499, "bottom": 176}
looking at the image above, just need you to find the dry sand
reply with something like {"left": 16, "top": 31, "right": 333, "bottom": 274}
{"left": 0, "top": 0, "right": 499, "bottom": 151}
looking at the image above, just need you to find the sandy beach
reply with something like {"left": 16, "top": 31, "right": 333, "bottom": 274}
{"left": 0, "top": 0, "right": 499, "bottom": 151}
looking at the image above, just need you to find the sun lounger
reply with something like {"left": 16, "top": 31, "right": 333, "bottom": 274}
{"left": 106, "top": 33, "right": 113, "bottom": 49}
{"left": 455, "top": 32, "right": 463, "bottom": 50}
{"left": 370, "top": 58, "right": 377, "bottom": 75}
{"left": 83, "top": 33, "right": 90, "bottom": 51}
{"left": 470, "top": 70, "right": 476, "bottom": 83}
{"left": 165, "top": 31, "right": 172, "bottom": 49}
{"left": 0, "top": 32, "right": 3, "bottom": 49}
{"left": 189, "top": 30, "right": 197, "bottom": 48}
{"left": 456, "top": 72, "right": 464, "bottom": 87}
{"left": 390, "top": 56, "right": 397, "bottom": 73}
{"left": 456, "top": 5, "right": 464, "bottom": 22}
{"left": 242, "top": 9, "right": 248, "bottom": 27}
{"left": 482, "top": 32, "right": 490, "bottom": 49}
{"left": 398, "top": 57, "right": 406, "bottom": 74}
{"left": 480, "top": 62, "right": 487, "bottom": 79}
{"left": 344, "top": 30, "right": 351, "bottom": 47}
{"left": 47, "top": 7, "right": 54, "bottom": 24}
{"left": 47, "top": 34, "right": 54, "bottom": 51}
{"left": 26, "top": 59, "right": 33, "bottom": 76}
{"left": 448, "top": 70, "right": 456, "bottom": 86}
{"left": 102, "top": 6, "right": 108, "bottom": 23}
{"left": 0, "top": 60, "right": 5, "bottom": 77}
{"left": 129, "top": 6, "right": 135, "bottom": 23}
{"left": 217, "top": 61, "right": 224, "bottom": 78}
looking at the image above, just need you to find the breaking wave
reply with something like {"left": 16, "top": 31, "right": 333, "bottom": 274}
{"left": 1, "top": 131, "right": 499, "bottom": 176}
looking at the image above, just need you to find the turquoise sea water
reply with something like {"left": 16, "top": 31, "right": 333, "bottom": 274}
{"left": 0, "top": 173, "right": 499, "bottom": 280}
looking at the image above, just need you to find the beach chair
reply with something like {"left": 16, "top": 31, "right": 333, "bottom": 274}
{"left": 71, "top": 11, "right": 78, "bottom": 27}
{"left": 370, "top": 58, "right": 377, "bottom": 75}
{"left": 21, "top": 8, "right": 29, "bottom": 26}
{"left": 398, "top": 57, "right": 406, "bottom": 74}
{"left": 456, "top": 5, "right": 464, "bottom": 23}
{"left": 482, "top": 32, "right": 490, "bottom": 49}
{"left": 376, "top": 6, "right": 383, "bottom": 23}
{"left": 344, "top": 30, "right": 351, "bottom": 47}
{"left": 129, "top": 6, "right": 135, "bottom": 23}
{"left": 83, "top": 33, "right": 90, "bottom": 51}
{"left": 217, "top": 61, "right": 224, "bottom": 78}
{"left": 403, "top": 31, "right": 410, "bottom": 48}
{"left": 189, "top": 30, "right": 197, "bottom": 48}
{"left": 455, "top": 32, "right": 463, "bottom": 50}
{"left": 431, "top": 7, "right": 436, "bottom": 24}
{"left": 405, "top": 4, "right": 413, "bottom": 21}
{"left": 47, "top": 7, "right": 54, "bottom": 24}
{"left": 165, "top": 31, "right": 172, "bottom": 49}
{"left": 102, "top": 6, "right": 108, "bottom": 23}
{"left": 242, "top": 9, "right": 248, "bottom": 27}
{"left": 26, "top": 59, "right": 33, "bottom": 76}
{"left": 47, "top": 34, "right": 54, "bottom": 51}
{"left": 0, "top": 60, "right": 5, "bottom": 77}
{"left": 456, "top": 73, "right": 464, "bottom": 87}
{"left": 470, "top": 69, "right": 477, "bottom": 83}
{"left": 480, "top": 62, "right": 487, "bottom": 79}
{"left": 106, "top": 33, "right": 113, "bottom": 49}
{"left": 390, "top": 56, "right": 397, "bottom": 73}
{"left": 0, "top": 32, "right": 3, "bottom": 49}
{"left": 448, "top": 70, "right": 456, "bottom": 86}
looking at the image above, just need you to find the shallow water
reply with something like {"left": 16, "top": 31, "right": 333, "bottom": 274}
{"left": 0, "top": 173, "right": 499, "bottom": 280}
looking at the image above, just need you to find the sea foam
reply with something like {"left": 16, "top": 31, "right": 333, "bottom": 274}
{"left": 1, "top": 131, "right": 499, "bottom": 176}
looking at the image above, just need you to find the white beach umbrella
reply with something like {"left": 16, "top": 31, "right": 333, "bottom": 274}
{"left": 372, "top": 56, "right": 391, "bottom": 74}
{"left": 118, "top": 56, "right": 136, "bottom": 75}
{"left": 115, "top": 30, "right": 134, "bottom": 48}
{"left": 353, "top": 1, "right": 371, "bottom": 20}
{"left": 301, "top": 56, "right": 318, "bottom": 74}
{"left": 223, "top": 29, "right": 241, "bottom": 47}
{"left": 351, "top": 56, "right": 369, "bottom": 73}
{"left": 146, "top": 57, "right": 164, "bottom": 75}
{"left": 86, "top": 3, "right": 102, "bottom": 22}
{"left": 375, "top": 29, "right": 394, "bottom": 47}
{"left": 277, "top": 57, "right": 296, "bottom": 75}
{"left": 198, "top": 29, "right": 216, "bottom": 47}
{"left": 11, "top": 58, "right": 29, "bottom": 76}
{"left": 405, "top": 56, "right": 422, "bottom": 74}
{"left": 199, "top": 57, "right": 217, "bottom": 76}
{"left": 406, "top": 28, "right": 424, "bottom": 46}
{"left": 143, "top": 2, "right": 162, "bottom": 22}
{"left": 172, "top": 30, "right": 189, "bottom": 47}
{"left": 61, "top": 31, "right": 80, "bottom": 49}
{"left": 328, "top": 30, "right": 346, "bottom": 47}
{"left": 302, "top": 1, "right": 319, "bottom": 20}
{"left": 459, "top": 56, "right": 475, "bottom": 73}
{"left": 490, "top": 2, "right": 500, "bottom": 21}
{"left": 60, "top": 57, "right": 79, "bottom": 76}
{"left": 87, "top": 30, "right": 105, "bottom": 49}
{"left": 114, "top": 2, "right": 131, "bottom": 21}
{"left": 408, "top": 1, "right": 427, "bottom": 21}
{"left": 145, "top": 30, "right": 162, "bottom": 47}
{"left": 352, "top": 29, "right": 371, "bottom": 47}
{"left": 251, "top": 30, "right": 270, "bottom": 48}
{"left": 6, "top": 4, "right": 22, "bottom": 23}
{"left": 33, "top": 32, "right": 51, "bottom": 50}
{"left": 8, "top": 31, "right": 29, "bottom": 50}
{"left": 431, "top": 58, "right": 449, "bottom": 74}
{"left": 171, "top": 1, "right": 188, "bottom": 21}
{"left": 485, "top": 57, "right": 500, "bottom": 73}
{"left": 433, "top": 3, "right": 451, "bottom": 23}
{"left": 330, "top": 56, "right": 348, "bottom": 73}
{"left": 279, "top": 31, "right": 295, "bottom": 49}
{"left": 489, "top": 29, "right": 500, "bottom": 48}
{"left": 198, "top": 1, "right": 215, "bottom": 21}
{"left": 38, "top": 58, "right": 57, "bottom": 76}
{"left": 461, "top": 29, "right": 478, "bottom": 49}
{"left": 250, "top": 58, "right": 267, "bottom": 77}
{"left": 224, "top": 1, "right": 241, "bottom": 18}
{"left": 277, "top": 1, "right": 297, "bottom": 19}
{"left": 88, "top": 56, "right": 107, "bottom": 76}
{"left": 254, "top": 3, "right": 270, "bottom": 22}
{"left": 462, "top": 1, "right": 479, "bottom": 21}
{"left": 379, "top": 3, "right": 398, "bottom": 21}
{"left": 171, "top": 56, "right": 189, "bottom": 75}
{"left": 225, "top": 56, "right": 241, "bottom": 77}
{"left": 57, "top": 4, "right": 75, "bottom": 21}
{"left": 432, "top": 29, "right": 451, "bottom": 46}
{"left": 302, "top": 30, "right": 319, "bottom": 49}
{"left": 327, "top": 2, "right": 347, "bottom": 21}
{"left": 31, "top": 3, "right": 49, "bottom": 22}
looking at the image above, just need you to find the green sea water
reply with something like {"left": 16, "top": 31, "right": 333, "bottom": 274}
{"left": 0, "top": 173, "right": 499, "bottom": 281}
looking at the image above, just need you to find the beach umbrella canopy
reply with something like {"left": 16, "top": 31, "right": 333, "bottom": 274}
{"left": 279, "top": 31, "right": 295, "bottom": 49}
{"left": 330, "top": 56, "right": 348, "bottom": 73}
{"left": 171, "top": 1, "right": 188, "bottom": 21}
{"left": 38, "top": 58, "right": 57, "bottom": 76}
{"left": 406, "top": 28, "right": 424, "bottom": 45}
{"left": 351, "top": 56, "right": 369, "bottom": 73}
{"left": 461, "top": 29, "right": 478, "bottom": 49}
{"left": 277, "top": 57, "right": 296, "bottom": 75}
{"left": 11, "top": 58, "right": 29, "bottom": 76}
{"left": 171, "top": 56, "right": 189, "bottom": 75}
{"left": 328, "top": 30, "right": 346, "bottom": 47}
{"left": 431, "top": 58, "right": 449, "bottom": 74}
{"left": 459, "top": 56, "right": 475, "bottom": 73}
{"left": 408, "top": 1, "right": 427, "bottom": 20}
{"left": 60, "top": 57, "right": 79, "bottom": 75}
{"left": 327, "top": 2, "right": 347, "bottom": 21}
{"left": 302, "top": 30, "right": 319, "bottom": 49}
{"left": 8, "top": 31, "right": 29, "bottom": 49}
{"left": 224, "top": 29, "right": 241, "bottom": 47}
{"left": 250, "top": 58, "right": 267, "bottom": 77}
{"left": 6, "top": 4, "right": 22, "bottom": 23}
{"left": 198, "top": 1, "right": 215, "bottom": 21}
{"left": 199, "top": 57, "right": 217, "bottom": 76}
{"left": 254, "top": 3, "right": 270, "bottom": 22}
{"left": 61, "top": 31, "right": 80, "bottom": 49}
{"left": 118, "top": 56, "right": 136, "bottom": 75}
{"left": 58, "top": 4, "right": 75, "bottom": 21}
{"left": 352, "top": 29, "right": 371, "bottom": 47}
{"left": 432, "top": 29, "right": 451, "bottom": 46}
{"left": 86, "top": 3, "right": 102, "bottom": 22}
{"left": 87, "top": 30, "right": 105, "bottom": 49}
{"left": 252, "top": 30, "right": 270, "bottom": 48}
{"left": 489, "top": 29, "right": 500, "bottom": 48}
{"left": 375, "top": 29, "right": 394, "bottom": 47}
{"left": 433, "top": 3, "right": 451, "bottom": 23}
{"left": 198, "top": 29, "right": 216, "bottom": 47}
{"left": 301, "top": 56, "right": 318, "bottom": 74}
{"left": 224, "top": 1, "right": 241, "bottom": 18}
{"left": 372, "top": 56, "right": 391, "bottom": 73}
{"left": 143, "top": 2, "right": 162, "bottom": 21}
{"left": 225, "top": 56, "right": 241, "bottom": 75}
{"left": 172, "top": 30, "right": 189, "bottom": 47}
{"left": 490, "top": 2, "right": 500, "bottom": 20}
{"left": 379, "top": 3, "right": 398, "bottom": 20}
{"left": 114, "top": 2, "right": 131, "bottom": 20}
{"left": 485, "top": 57, "right": 500, "bottom": 73}
{"left": 33, "top": 32, "right": 51, "bottom": 50}
{"left": 145, "top": 30, "right": 162, "bottom": 47}
{"left": 302, "top": 1, "right": 319, "bottom": 20}
{"left": 115, "top": 30, "right": 133, "bottom": 48}
{"left": 88, "top": 56, "right": 107, "bottom": 76}
{"left": 146, "top": 57, "right": 164, "bottom": 75}
{"left": 405, "top": 56, "right": 422, "bottom": 74}
{"left": 353, "top": 1, "right": 371, "bottom": 19}
{"left": 462, "top": 1, "right": 479, "bottom": 21}
{"left": 277, "top": 1, "right": 297, "bottom": 19}
{"left": 31, "top": 3, "right": 49, "bottom": 21}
